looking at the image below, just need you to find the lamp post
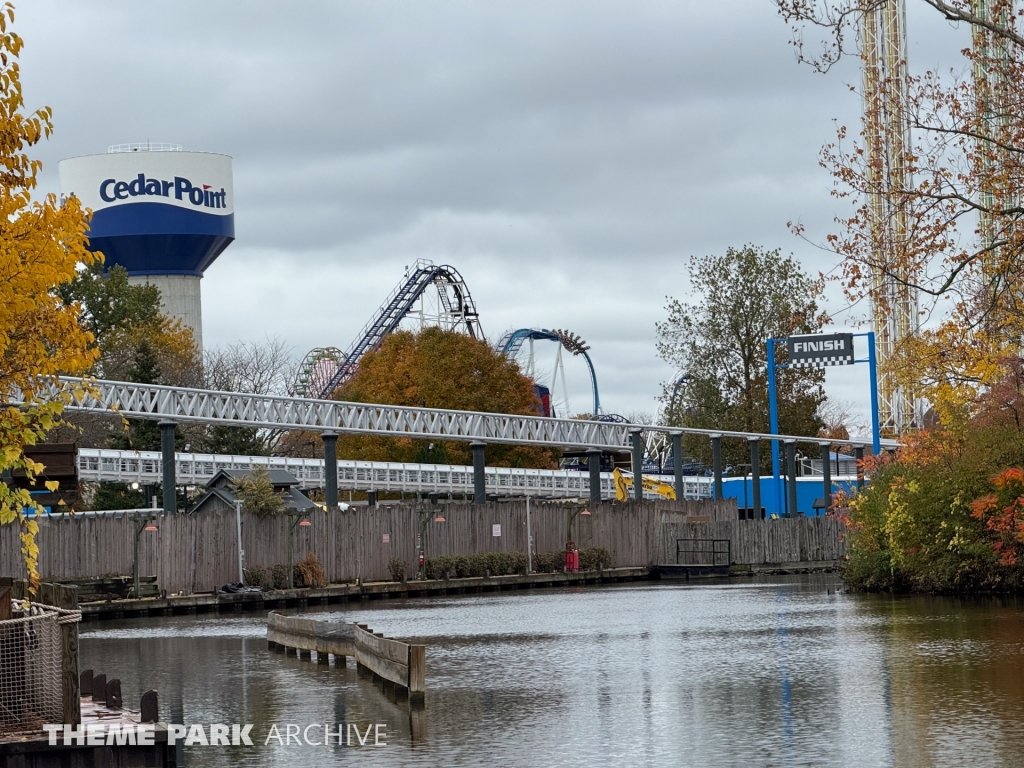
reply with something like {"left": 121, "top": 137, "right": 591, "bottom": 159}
{"left": 133, "top": 513, "right": 158, "bottom": 599}
{"left": 526, "top": 495, "right": 533, "bottom": 573}
{"left": 417, "top": 508, "right": 446, "bottom": 579}
{"left": 564, "top": 503, "right": 591, "bottom": 573}
{"left": 234, "top": 500, "right": 245, "bottom": 585}
{"left": 565, "top": 503, "right": 591, "bottom": 544}
{"left": 286, "top": 513, "right": 310, "bottom": 589}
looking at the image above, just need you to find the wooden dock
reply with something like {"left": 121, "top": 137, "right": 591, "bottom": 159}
{"left": 77, "top": 567, "right": 651, "bottom": 621}
{"left": 267, "top": 612, "right": 426, "bottom": 701}
{"left": 0, "top": 685, "right": 175, "bottom": 767}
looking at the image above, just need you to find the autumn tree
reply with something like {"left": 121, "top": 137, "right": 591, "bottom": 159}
{"left": 328, "top": 327, "right": 558, "bottom": 468}
{"left": 0, "top": 4, "right": 99, "bottom": 585}
{"left": 54, "top": 260, "right": 202, "bottom": 458}
{"left": 656, "top": 245, "right": 829, "bottom": 469}
{"left": 775, "top": 0, "right": 1024, "bottom": 421}
{"left": 58, "top": 261, "right": 201, "bottom": 387}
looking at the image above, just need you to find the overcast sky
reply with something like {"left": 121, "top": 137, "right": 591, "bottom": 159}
{"left": 21, "top": 1, "right": 970, "bottom": 435}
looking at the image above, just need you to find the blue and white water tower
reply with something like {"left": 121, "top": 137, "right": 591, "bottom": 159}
{"left": 58, "top": 143, "right": 235, "bottom": 349}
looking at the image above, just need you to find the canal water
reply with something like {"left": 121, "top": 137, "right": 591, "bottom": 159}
{"left": 80, "top": 576, "right": 1024, "bottom": 767}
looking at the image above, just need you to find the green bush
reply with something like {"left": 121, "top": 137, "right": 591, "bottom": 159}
{"left": 418, "top": 548, "right": 611, "bottom": 579}
{"left": 841, "top": 423, "right": 1024, "bottom": 593}
{"left": 532, "top": 550, "right": 563, "bottom": 573}
{"left": 271, "top": 563, "right": 291, "bottom": 590}
{"left": 530, "top": 547, "right": 614, "bottom": 573}
{"left": 388, "top": 558, "right": 408, "bottom": 582}
{"left": 423, "top": 551, "right": 529, "bottom": 579}
{"left": 243, "top": 565, "right": 273, "bottom": 590}
{"left": 579, "top": 547, "right": 611, "bottom": 571}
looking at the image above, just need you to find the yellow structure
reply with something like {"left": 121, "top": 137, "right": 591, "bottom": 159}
{"left": 612, "top": 469, "right": 676, "bottom": 502}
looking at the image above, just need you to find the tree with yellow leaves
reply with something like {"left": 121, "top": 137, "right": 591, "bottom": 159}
{"left": 0, "top": 4, "right": 99, "bottom": 586}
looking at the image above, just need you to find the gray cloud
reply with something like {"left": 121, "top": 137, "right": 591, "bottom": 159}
{"left": 19, "top": 0, "right": 975, "bottom": 433}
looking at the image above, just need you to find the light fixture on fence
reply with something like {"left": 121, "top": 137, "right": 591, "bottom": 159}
{"left": 143, "top": 522, "right": 158, "bottom": 532}
{"left": 130, "top": 482, "right": 140, "bottom": 491}
{"left": 299, "top": 518, "right": 312, "bottom": 527}
{"left": 580, "top": 508, "right": 591, "bottom": 516}
{"left": 433, "top": 515, "right": 446, "bottom": 523}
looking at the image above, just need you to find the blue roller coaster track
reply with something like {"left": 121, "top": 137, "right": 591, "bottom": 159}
{"left": 497, "top": 328, "right": 601, "bottom": 416}
{"left": 306, "top": 260, "right": 483, "bottom": 400}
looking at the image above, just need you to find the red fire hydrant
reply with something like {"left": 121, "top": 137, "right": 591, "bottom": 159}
{"left": 565, "top": 541, "right": 579, "bottom": 573}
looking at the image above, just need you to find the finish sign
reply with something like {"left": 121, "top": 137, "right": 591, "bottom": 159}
{"left": 785, "top": 333, "right": 854, "bottom": 368}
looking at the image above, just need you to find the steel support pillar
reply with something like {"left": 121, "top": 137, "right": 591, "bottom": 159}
{"left": 471, "top": 441, "right": 486, "bottom": 505}
{"left": 749, "top": 438, "right": 761, "bottom": 519}
{"left": 785, "top": 440, "right": 797, "bottom": 516}
{"left": 671, "top": 432, "right": 684, "bottom": 502}
{"left": 367, "top": 491, "right": 377, "bottom": 508}
{"left": 820, "top": 441, "right": 832, "bottom": 514}
{"left": 855, "top": 446, "right": 865, "bottom": 490}
{"left": 322, "top": 432, "right": 338, "bottom": 508}
{"left": 630, "top": 431, "right": 644, "bottom": 502}
{"left": 159, "top": 420, "right": 176, "bottom": 514}
{"left": 587, "top": 447, "right": 602, "bottom": 504}
{"left": 711, "top": 434, "right": 723, "bottom": 501}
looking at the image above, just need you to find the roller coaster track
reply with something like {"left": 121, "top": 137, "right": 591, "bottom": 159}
{"left": 498, "top": 328, "right": 601, "bottom": 416}
{"left": 304, "top": 260, "right": 483, "bottom": 399}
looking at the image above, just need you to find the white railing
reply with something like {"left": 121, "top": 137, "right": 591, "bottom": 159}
{"left": 107, "top": 142, "right": 182, "bottom": 153}
{"left": 77, "top": 449, "right": 715, "bottom": 500}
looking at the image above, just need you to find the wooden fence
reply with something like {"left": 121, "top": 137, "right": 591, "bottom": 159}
{"left": 0, "top": 500, "right": 846, "bottom": 593}
{"left": 657, "top": 516, "right": 848, "bottom": 565}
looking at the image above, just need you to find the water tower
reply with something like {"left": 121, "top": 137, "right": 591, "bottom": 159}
{"left": 58, "top": 143, "right": 235, "bottom": 349}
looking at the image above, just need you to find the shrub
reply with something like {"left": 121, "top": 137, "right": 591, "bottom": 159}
{"left": 579, "top": 547, "right": 612, "bottom": 571}
{"left": 295, "top": 551, "right": 325, "bottom": 588}
{"left": 243, "top": 565, "right": 273, "bottom": 591}
{"left": 531, "top": 547, "right": 613, "bottom": 573}
{"left": 422, "top": 551, "right": 530, "bottom": 579}
{"left": 842, "top": 424, "right": 1024, "bottom": 592}
{"left": 388, "top": 558, "right": 408, "bottom": 582}
{"left": 533, "top": 550, "right": 564, "bottom": 573}
{"left": 271, "top": 563, "right": 291, "bottom": 590}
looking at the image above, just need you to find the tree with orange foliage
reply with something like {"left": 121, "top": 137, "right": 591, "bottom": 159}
{"left": 970, "top": 468, "right": 1024, "bottom": 567}
{"left": 332, "top": 327, "right": 558, "bottom": 468}
{"left": 0, "top": 4, "right": 100, "bottom": 586}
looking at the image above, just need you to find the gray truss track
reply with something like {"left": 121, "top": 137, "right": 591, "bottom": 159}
{"left": 35, "top": 378, "right": 899, "bottom": 451}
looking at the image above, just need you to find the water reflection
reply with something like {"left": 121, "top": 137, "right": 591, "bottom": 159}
{"left": 79, "top": 577, "right": 1024, "bottom": 767}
